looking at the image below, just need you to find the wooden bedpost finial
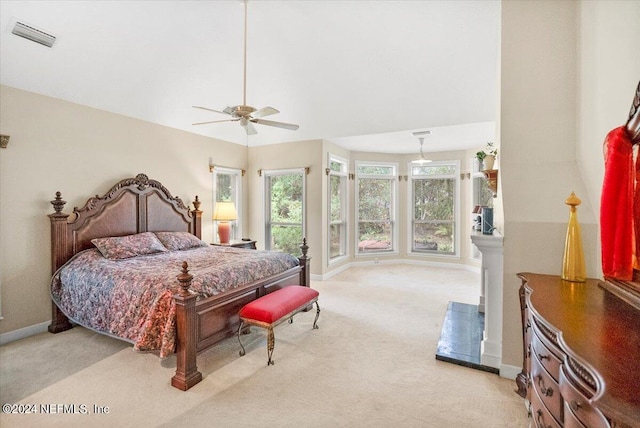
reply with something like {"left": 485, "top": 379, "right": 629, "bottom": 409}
{"left": 192, "top": 195, "right": 201, "bottom": 212}
{"left": 50, "top": 192, "right": 67, "bottom": 213}
{"left": 177, "top": 261, "right": 194, "bottom": 296}
{"left": 300, "top": 238, "right": 309, "bottom": 258}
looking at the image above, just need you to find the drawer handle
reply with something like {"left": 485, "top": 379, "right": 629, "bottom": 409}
{"left": 536, "top": 409, "right": 552, "bottom": 428}
{"left": 537, "top": 353, "right": 550, "bottom": 361}
{"left": 570, "top": 400, "right": 582, "bottom": 412}
{"left": 536, "top": 375, "right": 554, "bottom": 397}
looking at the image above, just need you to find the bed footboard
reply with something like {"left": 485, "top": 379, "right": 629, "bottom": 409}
{"left": 171, "top": 240, "right": 311, "bottom": 391}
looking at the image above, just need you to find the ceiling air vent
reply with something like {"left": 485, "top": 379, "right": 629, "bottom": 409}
{"left": 12, "top": 21, "right": 56, "bottom": 47}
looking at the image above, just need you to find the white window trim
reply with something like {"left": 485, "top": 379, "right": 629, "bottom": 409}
{"left": 407, "top": 160, "right": 461, "bottom": 258}
{"left": 263, "top": 168, "right": 307, "bottom": 252}
{"left": 327, "top": 153, "right": 349, "bottom": 265}
{"left": 354, "top": 160, "right": 399, "bottom": 257}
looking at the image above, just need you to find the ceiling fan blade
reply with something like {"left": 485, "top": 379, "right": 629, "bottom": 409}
{"left": 243, "top": 121, "right": 258, "bottom": 135}
{"left": 192, "top": 119, "right": 237, "bottom": 126}
{"left": 252, "top": 106, "right": 280, "bottom": 119}
{"left": 192, "top": 105, "right": 230, "bottom": 115}
{"left": 253, "top": 118, "right": 300, "bottom": 131}
{"left": 223, "top": 106, "right": 237, "bottom": 115}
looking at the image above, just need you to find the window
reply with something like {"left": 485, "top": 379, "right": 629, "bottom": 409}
{"left": 410, "top": 161, "right": 459, "bottom": 255}
{"left": 212, "top": 166, "right": 242, "bottom": 243}
{"left": 356, "top": 162, "right": 397, "bottom": 254}
{"left": 328, "top": 155, "right": 348, "bottom": 262}
{"left": 473, "top": 176, "right": 493, "bottom": 209}
{"left": 264, "top": 169, "right": 306, "bottom": 256}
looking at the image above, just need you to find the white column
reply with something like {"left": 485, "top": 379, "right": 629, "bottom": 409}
{"left": 470, "top": 230, "right": 504, "bottom": 370}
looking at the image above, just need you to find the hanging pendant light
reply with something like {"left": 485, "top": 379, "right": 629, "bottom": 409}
{"left": 411, "top": 137, "right": 432, "bottom": 164}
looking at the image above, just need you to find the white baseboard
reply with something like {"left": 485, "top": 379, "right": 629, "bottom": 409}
{"left": 499, "top": 363, "right": 522, "bottom": 380}
{"left": 0, "top": 320, "right": 49, "bottom": 346}
{"left": 319, "top": 258, "right": 480, "bottom": 280}
{"left": 314, "top": 263, "right": 351, "bottom": 281}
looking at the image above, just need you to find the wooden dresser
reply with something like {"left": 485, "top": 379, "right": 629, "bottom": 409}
{"left": 517, "top": 273, "right": 640, "bottom": 428}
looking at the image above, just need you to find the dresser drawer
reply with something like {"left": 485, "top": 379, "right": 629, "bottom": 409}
{"left": 531, "top": 325, "right": 563, "bottom": 382}
{"left": 559, "top": 366, "right": 610, "bottom": 428}
{"left": 563, "top": 404, "right": 587, "bottom": 428}
{"left": 531, "top": 350, "right": 563, "bottom": 423}
{"left": 530, "top": 380, "right": 562, "bottom": 428}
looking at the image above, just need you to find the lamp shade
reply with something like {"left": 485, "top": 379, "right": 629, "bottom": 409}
{"left": 213, "top": 201, "right": 238, "bottom": 221}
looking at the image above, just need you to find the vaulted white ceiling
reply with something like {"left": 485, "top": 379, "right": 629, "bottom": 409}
{"left": 0, "top": 1, "right": 500, "bottom": 154}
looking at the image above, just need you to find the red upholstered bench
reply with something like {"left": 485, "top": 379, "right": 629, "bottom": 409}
{"left": 238, "top": 286, "right": 320, "bottom": 365}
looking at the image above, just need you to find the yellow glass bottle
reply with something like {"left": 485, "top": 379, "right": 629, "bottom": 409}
{"left": 562, "top": 192, "right": 586, "bottom": 283}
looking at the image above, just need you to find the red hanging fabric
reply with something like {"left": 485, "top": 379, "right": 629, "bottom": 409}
{"left": 601, "top": 126, "right": 634, "bottom": 280}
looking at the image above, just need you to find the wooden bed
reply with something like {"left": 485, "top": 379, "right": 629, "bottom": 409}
{"left": 48, "top": 173, "right": 310, "bottom": 390}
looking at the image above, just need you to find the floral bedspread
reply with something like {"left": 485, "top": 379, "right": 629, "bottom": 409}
{"left": 50, "top": 246, "right": 299, "bottom": 357}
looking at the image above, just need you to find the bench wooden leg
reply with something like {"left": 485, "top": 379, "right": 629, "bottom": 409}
{"left": 238, "top": 321, "right": 246, "bottom": 357}
{"left": 313, "top": 301, "right": 320, "bottom": 329}
{"left": 267, "top": 327, "right": 275, "bottom": 366}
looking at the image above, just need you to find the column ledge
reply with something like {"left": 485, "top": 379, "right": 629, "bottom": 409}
{"left": 470, "top": 230, "right": 504, "bottom": 250}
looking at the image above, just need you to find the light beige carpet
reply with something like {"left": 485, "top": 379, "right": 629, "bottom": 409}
{"left": 0, "top": 264, "right": 527, "bottom": 427}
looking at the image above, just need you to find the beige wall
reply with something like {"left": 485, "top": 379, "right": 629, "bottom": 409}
{"left": 499, "top": 0, "right": 640, "bottom": 370}
{"left": 0, "top": 85, "right": 247, "bottom": 334}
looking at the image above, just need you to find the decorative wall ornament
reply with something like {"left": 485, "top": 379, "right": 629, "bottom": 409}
{"left": 0, "top": 134, "right": 9, "bottom": 148}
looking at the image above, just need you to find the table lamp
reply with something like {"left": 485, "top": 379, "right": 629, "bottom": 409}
{"left": 213, "top": 201, "right": 237, "bottom": 244}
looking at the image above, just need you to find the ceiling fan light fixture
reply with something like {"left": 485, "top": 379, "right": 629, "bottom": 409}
{"left": 191, "top": 0, "right": 299, "bottom": 136}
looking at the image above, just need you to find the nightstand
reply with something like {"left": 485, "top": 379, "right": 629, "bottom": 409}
{"left": 211, "top": 239, "right": 257, "bottom": 250}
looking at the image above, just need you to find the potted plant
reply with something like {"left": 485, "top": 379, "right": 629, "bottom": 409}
{"left": 483, "top": 142, "right": 497, "bottom": 170}
{"left": 475, "top": 150, "right": 487, "bottom": 170}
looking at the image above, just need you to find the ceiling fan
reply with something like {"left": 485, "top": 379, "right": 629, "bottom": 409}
{"left": 192, "top": 0, "right": 299, "bottom": 135}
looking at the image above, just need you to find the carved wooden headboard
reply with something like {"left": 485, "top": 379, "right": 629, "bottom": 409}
{"left": 49, "top": 173, "right": 202, "bottom": 273}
